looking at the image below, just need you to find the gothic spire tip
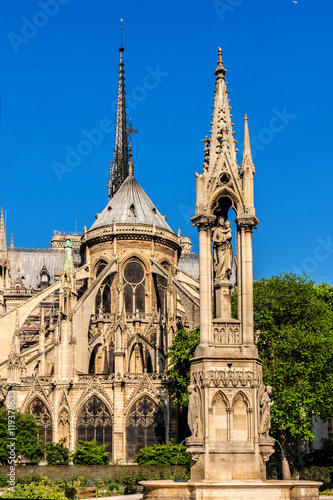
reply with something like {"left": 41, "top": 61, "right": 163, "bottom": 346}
{"left": 215, "top": 46, "right": 226, "bottom": 78}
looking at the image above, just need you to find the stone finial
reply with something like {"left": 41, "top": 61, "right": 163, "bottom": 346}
{"left": 215, "top": 46, "right": 226, "bottom": 79}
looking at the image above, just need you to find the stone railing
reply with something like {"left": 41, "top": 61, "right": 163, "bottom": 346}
{"left": 85, "top": 223, "right": 180, "bottom": 247}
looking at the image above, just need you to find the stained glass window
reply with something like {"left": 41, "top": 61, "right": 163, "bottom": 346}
{"left": 77, "top": 397, "right": 112, "bottom": 451}
{"left": 126, "top": 396, "right": 165, "bottom": 461}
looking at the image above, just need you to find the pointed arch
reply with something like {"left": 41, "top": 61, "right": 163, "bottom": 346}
{"left": 89, "top": 343, "right": 103, "bottom": 374}
{"left": 210, "top": 187, "right": 242, "bottom": 218}
{"left": 127, "top": 334, "right": 156, "bottom": 373}
{"left": 26, "top": 397, "right": 53, "bottom": 443}
{"left": 135, "top": 284, "right": 145, "bottom": 312}
{"left": 210, "top": 391, "right": 229, "bottom": 442}
{"left": 58, "top": 407, "right": 70, "bottom": 444}
{"left": 129, "top": 342, "right": 144, "bottom": 373}
{"left": 231, "top": 391, "right": 249, "bottom": 442}
{"left": 76, "top": 395, "right": 112, "bottom": 453}
{"left": 120, "top": 253, "right": 150, "bottom": 273}
{"left": 125, "top": 395, "right": 165, "bottom": 461}
{"left": 124, "top": 284, "right": 133, "bottom": 313}
{"left": 94, "top": 259, "right": 108, "bottom": 278}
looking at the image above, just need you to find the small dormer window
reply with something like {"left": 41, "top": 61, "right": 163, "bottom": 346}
{"left": 129, "top": 203, "right": 136, "bottom": 217}
{"left": 107, "top": 206, "right": 112, "bottom": 211}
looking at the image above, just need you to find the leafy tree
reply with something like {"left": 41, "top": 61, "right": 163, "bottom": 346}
{"left": 134, "top": 441, "right": 190, "bottom": 466}
{"left": 72, "top": 440, "right": 109, "bottom": 465}
{"left": 0, "top": 408, "right": 45, "bottom": 464}
{"left": 254, "top": 274, "right": 333, "bottom": 444}
{"left": 315, "top": 282, "right": 333, "bottom": 310}
{"left": 167, "top": 327, "right": 200, "bottom": 406}
{"left": 45, "top": 438, "right": 70, "bottom": 465}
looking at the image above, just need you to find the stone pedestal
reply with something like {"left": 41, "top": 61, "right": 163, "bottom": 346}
{"left": 140, "top": 480, "right": 322, "bottom": 500}
{"left": 214, "top": 279, "right": 233, "bottom": 320}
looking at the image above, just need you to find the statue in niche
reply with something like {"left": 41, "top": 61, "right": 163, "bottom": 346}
{"left": 188, "top": 385, "right": 202, "bottom": 438}
{"left": 212, "top": 217, "right": 234, "bottom": 280}
{"left": 259, "top": 385, "right": 274, "bottom": 438}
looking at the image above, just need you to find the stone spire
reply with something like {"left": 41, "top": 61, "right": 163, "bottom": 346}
{"left": 207, "top": 47, "right": 238, "bottom": 176}
{"left": 241, "top": 115, "right": 255, "bottom": 206}
{"left": 0, "top": 208, "right": 10, "bottom": 302}
{"left": 241, "top": 115, "right": 253, "bottom": 164}
{"left": 110, "top": 42, "right": 129, "bottom": 198}
{"left": 0, "top": 207, "right": 8, "bottom": 267}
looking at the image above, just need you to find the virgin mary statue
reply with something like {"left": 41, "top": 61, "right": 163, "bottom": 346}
{"left": 212, "top": 217, "right": 233, "bottom": 280}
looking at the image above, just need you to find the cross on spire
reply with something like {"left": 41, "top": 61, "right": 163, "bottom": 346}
{"left": 119, "top": 18, "right": 125, "bottom": 47}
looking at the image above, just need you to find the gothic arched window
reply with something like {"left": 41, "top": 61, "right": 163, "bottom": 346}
{"left": 156, "top": 274, "right": 167, "bottom": 314}
{"left": 96, "top": 261, "right": 107, "bottom": 277}
{"left": 123, "top": 259, "right": 146, "bottom": 313}
{"left": 77, "top": 396, "right": 112, "bottom": 451}
{"left": 124, "top": 284, "right": 133, "bottom": 313}
{"left": 27, "top": 399, "right": 53, "bottom": 443}
{"left": 135, "top": 284, "right": 145, "bottom": 312}
{"left": 126, "top": 396, "right": 165, "bottom": 461}
{"left": 95, "top": 274, "right": 113, "bottom": 314}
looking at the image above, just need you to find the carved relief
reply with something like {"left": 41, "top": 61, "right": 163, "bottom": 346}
{"left": 213, "top": 323, "right": 240, "bottom": 344}
{"left": 192, "top": 368, "right": 254, "bottom": 388}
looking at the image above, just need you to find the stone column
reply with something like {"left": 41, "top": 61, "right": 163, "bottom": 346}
{"left": 238, "top": 222, "right": 255, "bottom": 345}
{"left": 191, "top": 215, "right": 215, "bottom": 346}
{"left": 113, "top": 369, "right": 125, "bottom": 462}
{"left": 236, "top": 227, "right": 242, "bottom": 323}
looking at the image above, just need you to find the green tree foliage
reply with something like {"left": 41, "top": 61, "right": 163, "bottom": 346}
{"left": 2, "top": 483, "right": 66, "bottom": 499}
{"left": 72, "top": 440, "right": 109, "bottom": 465}
{"left": 254, "top": 274, "right": 333, "bottom": 442}
{"left": 134, "top": 441, "right": 191, "bottom": 466}
{"left": 315, "top": 282, "right": 333, "bottom": 310}
{"left": 0, "top": 408, "right": 45, "bottom": 465}
{"left": 45, "top": 438, "right": 70, "bottom": 465}
{"left": 167, "top": 327, "right": 200, "bottom": 406}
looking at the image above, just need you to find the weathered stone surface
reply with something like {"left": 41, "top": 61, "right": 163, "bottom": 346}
{"left": 141, "top": 480, "right": 321, "bottom": 500}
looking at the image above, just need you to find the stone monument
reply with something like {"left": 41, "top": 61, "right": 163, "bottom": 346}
{"left": 141, "top": 47, "right": 321, "bottom": 500}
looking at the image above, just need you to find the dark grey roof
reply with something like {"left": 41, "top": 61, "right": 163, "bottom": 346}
{"left": 7, "top": 248, "right": 80, "bottom": 289}
{"left": 90, "top": 175, "right": 174, "bottom": 234}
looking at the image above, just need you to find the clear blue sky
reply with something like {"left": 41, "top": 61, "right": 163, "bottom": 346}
{"left": 1, "top": 0, "right": 333, "bottom": 284}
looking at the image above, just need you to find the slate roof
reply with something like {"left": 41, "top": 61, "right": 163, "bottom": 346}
{"left": 178, "top": 253, "right": 200, "bottom": 280}
{"left": 89, "top": 175, "right": 175, "bottom": 234}
{"left": 7, "top": 248, "right": 80, "bottom": 289}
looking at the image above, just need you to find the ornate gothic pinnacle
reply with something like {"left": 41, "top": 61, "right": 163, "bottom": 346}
{"left": 241, "top": 114, "right": 255, "bottom": 173}
{"left": 243, "top": 115, "right": 252, "bottom": 158}
{"left": 0, "top": 207, "right": 8, "bottom": 267}
{"left": 215, "top": 47, "right": 226, "bottom": 80}
{"left": 110, "top": 43, "right": 130, "bottom": 198}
